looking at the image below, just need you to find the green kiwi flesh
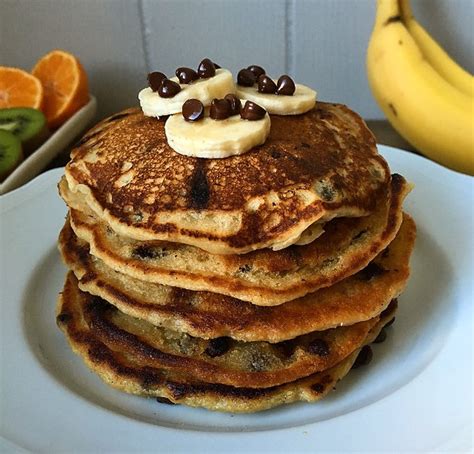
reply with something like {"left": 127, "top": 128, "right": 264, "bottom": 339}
{"left": 0, "top": 130, "right": 23, "bottom": 182}
{"left": 0, "top": 108, "right": 49, "bottom": 154}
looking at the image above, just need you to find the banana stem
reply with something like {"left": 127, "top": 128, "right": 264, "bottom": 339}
{"left": 398, "top": 0, "right": 413, "bottom": 22}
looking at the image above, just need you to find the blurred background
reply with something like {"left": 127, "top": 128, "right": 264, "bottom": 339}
{"left": 2, "top": 0, "right": 473, "bottom": 122}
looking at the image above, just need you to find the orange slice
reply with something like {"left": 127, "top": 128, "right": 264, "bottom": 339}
{"left": 32, "top": 50, "right": 89, "bottom": 129}
{"left": 0, "top": 67, "right": 44, "bottom": 109}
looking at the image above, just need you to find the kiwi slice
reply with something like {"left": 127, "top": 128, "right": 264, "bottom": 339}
{"left": 0, "top": 130, "right": 23, "bottom": 182}
{"left": 0, "top": 108, "right": 49, "bottom": 155}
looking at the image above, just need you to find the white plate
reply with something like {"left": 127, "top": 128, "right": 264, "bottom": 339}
{"left": 1, "top": 146, "right": 472, "bottom": 453}
{"left": 0, "top": 96, "right": 97, "bottom": 195}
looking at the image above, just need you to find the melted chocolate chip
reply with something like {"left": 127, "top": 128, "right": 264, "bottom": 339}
{"left": 156, "top": 396, "right": 176, "bottom": 405}
{"left": 56, "top": 313, "right": 72, "bottom": 324}
{"left": 380, "top": 299, "right": 398, "bottom": 318}
{"left": 358, "top": 263, "right": 386, "bottom": 281}
{"left": 274, "top": 339, "right": 296, "bottom": 358}
{"left": 132, "top": 245, "right": 168, "bottom": 260}
{"left": 224, "top": 93, "right": 242, "bottom": 116}
{"left": 175, "top": 67, "right": 199, "bottom": 84}
{"left": 238, "top": 264, "right": 252, "bottom": 273}
{"left": 307, "top": 339, "right": 330, "bottom": 356}
{"left": 147, "top": 71, "right": 167, "bottom": 91}
{"left": 182, "top": 99, "right": 204, "bottom": 121}
{"left": 276, "top": 75, "right": 296, "bottom": 95}
{"left": 158, "top": 79, "right": 181, "bottom": 98}
{"left": 189, "top": 159, "right": 210, "bottom": 209}
{"left": 311, "top": 383, "right": 325, "bottom": 393}
{"left": 258, "top": 74, "right": 277, "bottom": 94}
{"left": 237, "top": 69, "right": 256, "bottom": 87}
{"left": 247, "top": 65, "right": 265, "bottom": 79}
{"left": 241, "top": 100, "right": 266, "bottom": 121}
{"left": 373, "top": 328, "right": 387, "bottom": 344}
{"left": 210, "top": 98, "right": 230, "bottom": 120}
{"left": 198, "top": 58, "right": 216, "bottom": 78}
{"left": 352, "top": 345, "right": 373, "bottom": 369}
{"left": 205, "top": 337, "right": 231, "bottom": 357}
{"left": 270, "top": 149, "right": 282, "bottom": 158}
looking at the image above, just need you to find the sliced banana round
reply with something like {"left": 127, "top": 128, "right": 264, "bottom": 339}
{"left": 139, "top": 69, "right": 235, "bottom": 117}
{"left": 236, "top": 83, "right": 317, "bottom": 115}
{"left": 165, "top": 112, "right": 271, "bottom": 159}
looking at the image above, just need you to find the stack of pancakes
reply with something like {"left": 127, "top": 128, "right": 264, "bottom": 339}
{"left": 57, "top": 102, "right": 416, "bottom": 413}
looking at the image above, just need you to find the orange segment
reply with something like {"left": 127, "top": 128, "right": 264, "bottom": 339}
{"left": 32, "top": 50, "right": 89, "bottom": 129}
{"left": 0, "top": 67, "right": 44, "bottom": 109}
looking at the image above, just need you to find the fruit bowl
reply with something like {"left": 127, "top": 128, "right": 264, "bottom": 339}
{"left": 0, "top": 96, "right": 97, "bottom": 195}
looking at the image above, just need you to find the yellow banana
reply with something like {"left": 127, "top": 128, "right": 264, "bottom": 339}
{"left": 367, "top": 0, "right": 474, "bottom": 175}
{"left": 399, "top": 0, "right": 474, "bottom": 97}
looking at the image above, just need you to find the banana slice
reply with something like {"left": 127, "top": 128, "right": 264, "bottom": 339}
{"left": 236, "top": 83, "right": 317, "bottom": 115}
{"left": 139, "top": 69, "right": 235, "bottom": 117}
{"left": 165, "top": 112, "right": 271, "bottom": 159}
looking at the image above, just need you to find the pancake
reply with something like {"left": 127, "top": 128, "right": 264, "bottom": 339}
{"left": 59, "top": 214, "right": 416, "bottom": 342}
{"left": 63, "top": 102, "right": 390, "bottom": 255}
{"left": 60, "top": 174, "right": 409, "bottom": 305}
{"left": 57, "top": 272, "right": 385, "bottom": 388}
{"left": 57, "top": 276, "right": 396, "bottom": 412}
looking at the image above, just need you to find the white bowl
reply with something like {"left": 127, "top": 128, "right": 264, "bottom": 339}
{"left": 0, "top": 95, "right": 97, "bottom": 194}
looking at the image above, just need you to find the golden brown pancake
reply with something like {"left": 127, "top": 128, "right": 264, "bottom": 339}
{"left": 56, "top": 276, "right": 396, "bottom": 412}
{"left": 60, "top": 174, "right": 409, "bottom": 305}
{"left": 57, "top": 272, "right": 383, "bottom": 388}
{"left": 63, "top": 103, "right": 390, "bottom": 254}
{"left": 59, "top": 214, "right": 415, "bottom": 342}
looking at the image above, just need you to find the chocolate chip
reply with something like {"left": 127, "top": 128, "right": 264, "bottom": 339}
{"left": 158, "top": 79, "right": 181, "bottom": 98}
{"left": 205, "top": 337, "right": 231, "bottom": 357}
{"left": 198, "top": 58, "right": 216, "bottom": 78}
{"left": 241, "top": 100, "right": 266, "bottom": 121}
{"left": 210, "top": 98, "right": 230, "bottom": 120}
{"left": 224, "top": 93, "right": 241, "bottom": 116}
{"left": 276, "top": 75, "right": 296, "bottom": 95}
{"left": 373, "top": 328, "right": 387, "bottom": 343}
{"left": 156, "top": 396, "right": 176, "bottom": 405}
{"left": 175, "top": 67, "right": 199, "bottom": 84}
{"left": 257, "top": 74, "right": 277, "bottom": 94}
{"left": 352, "top": 345, "right": 373, "bottom": 369}
{"left": 311, "top": 383, "right": 325, "bottom": 393}
{"left": 274, "top": 339, "right": 296, "bottom": 358}
{"left": 385, "top": 317, "right": 396, "bottom": 327}
{"left": 213, "top": 62, "right": 221, "bottom": 69}
{"left": 270, "top": 149, "right": 282, "bottom": 158}
{"left": 247, "top": 65, "right": 265, "bottom": 79}
{"left": 132, "top": 245, "right": 168, "bottom": 260}
{"left": 147, "top": 71, "right": 167, "bottom": 92}
{"left": 358, "top": 263, "right": 386, "bottom": 281}
{"left": 56, "top": 313, "right": 72, "bottom": 324}
{"left": 380, "top": 299, "right": 398, "bottom": 319}
{"left": 238, "top": 264, "right": 252, "bottom": 273}
{"left": 237, "top": 69, "right": 256, "bottom": 87}
{"left": 307, "top": 339, "right": 330, "bottom": 356}
{"left": 182, "top": 99, "right": 204, "bottom": 121}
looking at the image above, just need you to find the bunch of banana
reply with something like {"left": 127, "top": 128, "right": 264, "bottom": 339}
{"left": 367, "top": 0, "right": 474, "bottom": 175}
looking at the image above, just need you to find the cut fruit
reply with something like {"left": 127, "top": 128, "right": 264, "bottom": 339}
{"left": 0, "top": 107, "right": 49, "bottom": 155}
{"left": 139, "top": 68, "right": 235, "bottom": 117}
{"left": 0, "top": 130, "right": 23, "bottom": 182}
{"left": 32, "top": 50, "right": 89, "bottom": 129}
{"left": 0, "top": 67, "right": 44, "bottom": 110}
{"left": 236, "top": 82, "right": 317, "bottom": 115}
{"left": 165, "top": 111, "right": 271, "bottom": 158}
